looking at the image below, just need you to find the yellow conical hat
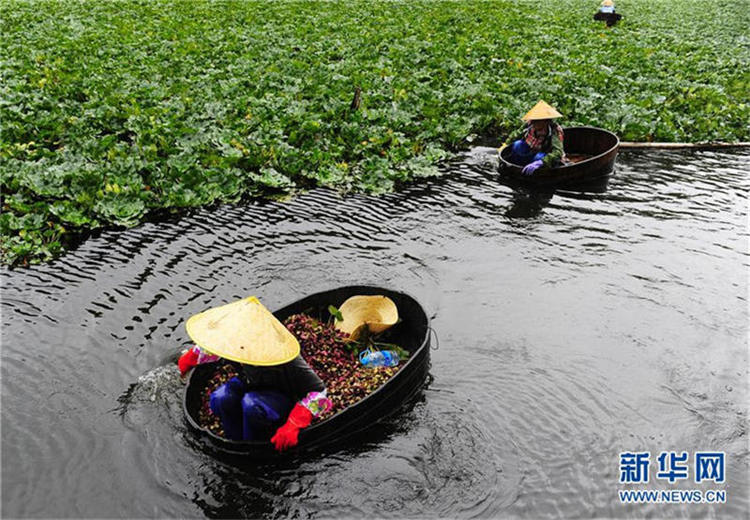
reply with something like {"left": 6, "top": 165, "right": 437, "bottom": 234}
{"left": 185, "top": 296, "right": 300, "bottom": 366}
{"left": 335, "top": 295, "right": 399, "bottom": 341}
{"left": 601, "top": 0, "right": 614, "bottom": 6}
{"left": 522, "top": 100, "right": 563, "bottom": 121}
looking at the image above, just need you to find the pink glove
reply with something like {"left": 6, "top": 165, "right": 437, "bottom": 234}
{"left": 271, "top": 403, "right": 312, "bottom": 452}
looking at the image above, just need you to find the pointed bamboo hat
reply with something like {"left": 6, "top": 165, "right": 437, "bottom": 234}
{"left": 522, "top": 100, "right": 563, "bottom": 121}
{"left": 185, "top": 296, "right": 300, "bottom": 366}
{"left": 335, "top": 295, "right": 399, "bottom": 341}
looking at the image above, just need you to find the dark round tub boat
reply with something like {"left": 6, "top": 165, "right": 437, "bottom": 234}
{"left": 594, "top": 11, "right": 623, "bottom": 27}
{"left": 183, "top": 286, "right": 431, "bottom": 460}
{"left": 499, "top": 126, "right": 619, "bottom": 189}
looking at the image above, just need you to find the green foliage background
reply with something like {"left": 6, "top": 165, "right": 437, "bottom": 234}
{"left": 2, "top": 0, "right": 749, "bottom": 265}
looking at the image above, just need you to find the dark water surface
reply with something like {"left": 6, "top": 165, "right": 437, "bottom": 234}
{"left": 2, "top": 149, "right": 748, "bottom": 519}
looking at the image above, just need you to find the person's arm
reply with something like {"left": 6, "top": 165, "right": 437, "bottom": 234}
{"left": 177, "top": 346, "right": 219, "bottom": 376}
{"left": 271, "top": 357, "right": 331, "bottom": 451}
{"left": 299, "top": 390, "right": 332, "bottom": 416}
{"left": 270, "top": 390, "right": 331, "bottom": 451}
{"left": 542, "top": 129, "right": 564, "bottom": 167}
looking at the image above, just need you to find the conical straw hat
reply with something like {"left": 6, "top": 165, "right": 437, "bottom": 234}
{"left": 185, "top": 296, "right": 300, "bottom": 366}
{"left": 522, "top": 100, "right": 563, "bottom": 121}
{"left": 335, "top": 295, "right": 399, "bottom": 341}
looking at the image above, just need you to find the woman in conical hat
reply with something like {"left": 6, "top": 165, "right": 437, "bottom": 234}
{"left": 502, "top": 100, "right": 566, "bottom": 175}
{"left": 178, "top": 297, "right": 331, "bottom": 451}
{"left": 599, "top": 0, "right": 615, "bottom": 14}
{"left": 594, "top": 0, "right": 622, "bottom": 25}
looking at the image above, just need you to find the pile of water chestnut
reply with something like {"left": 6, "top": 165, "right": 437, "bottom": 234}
{"left": 198, "top": 313, "right": 404, "bottom": 436}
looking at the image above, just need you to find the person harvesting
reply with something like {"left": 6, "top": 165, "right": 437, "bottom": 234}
{"left": 503, "top": 101, "right": 566, "bottom": 175}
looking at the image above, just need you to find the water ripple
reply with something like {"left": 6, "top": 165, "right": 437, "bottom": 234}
{"left": 1, "top": 149, "right": 747, "bottom": 518}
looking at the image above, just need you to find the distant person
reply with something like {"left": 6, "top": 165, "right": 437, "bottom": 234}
{"left": 503, "top": 100, "right": 565, "bottom": 175}
{"left": 598, "top": 0, "right": 615, "bottom": 14}
{"left": 594, "top": 0, "right": 622, "bottom": 26}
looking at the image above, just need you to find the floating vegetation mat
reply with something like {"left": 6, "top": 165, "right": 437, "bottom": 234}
{"left": 3, "top": 1, "right": 748, "bottom": 265}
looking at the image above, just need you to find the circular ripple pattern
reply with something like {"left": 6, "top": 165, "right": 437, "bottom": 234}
{"left": 2, "top": 149, "right": 748, "bottom": 518}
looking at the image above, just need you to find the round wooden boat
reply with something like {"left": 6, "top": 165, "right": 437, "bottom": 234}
{"left": 499, "top": 126, "right": 619, "bottom": 188}
{"left": 594, "top": 11, "right": 622, "bottom": 26}
{"left": 183, "top": 286, "right": 431, "bottom": 459}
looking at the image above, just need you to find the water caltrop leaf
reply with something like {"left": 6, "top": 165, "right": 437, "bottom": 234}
{"left": 328, "top": 305, "right": 344, "bottom": 322}
{"left": 1, "top": 0, "right": 747, "bottom": 265}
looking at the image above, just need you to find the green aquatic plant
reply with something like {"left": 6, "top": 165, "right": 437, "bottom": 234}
{"left": 327, "top": 305, "right": 344, "bottom": 323}
{"left": 2, "top": 0, "right": 748, "bottom": 265}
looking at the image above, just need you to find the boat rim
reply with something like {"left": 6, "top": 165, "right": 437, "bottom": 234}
{"left": 500, "top": 126, "right": 620, "bottom": 171}
{"left": 183, "top": 285, "right": 430, "bottom": 448}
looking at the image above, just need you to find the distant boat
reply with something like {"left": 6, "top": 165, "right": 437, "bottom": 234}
{"left": 183, "top": 285, "right": 431, "bottom": 460}
{"left": 499, "top": 126, "right": 620, "bottom": 189}
{"left": 594, "top": 11, "right": 623, "bottom": 27}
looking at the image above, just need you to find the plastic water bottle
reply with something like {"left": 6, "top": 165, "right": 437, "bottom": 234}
{"left": 359, "top": 349, "right": 400, "bottom": 367}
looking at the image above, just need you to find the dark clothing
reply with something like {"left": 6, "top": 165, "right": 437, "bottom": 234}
{"left": 209, "top": 380, "right": 294, "bottom": 441}
{"left": 242, "top": 355, "right": 325, "bottom": 401}
{"left": 241, "top": 390, "right": 293, "bottom": 441}
{"left": 509, "top": 140, "right": 548, "bottom": 166}
{"left": 594, "top": 11, "right": 622, "bottom": 26}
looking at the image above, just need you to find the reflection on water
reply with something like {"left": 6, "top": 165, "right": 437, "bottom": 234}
{"left": 1, "top": 149, "right": 748, "bottom": 519}
{"left": 504, "top": 188, "right": 555, "bottom": 219}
